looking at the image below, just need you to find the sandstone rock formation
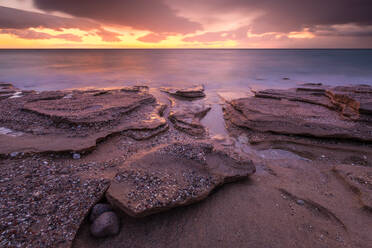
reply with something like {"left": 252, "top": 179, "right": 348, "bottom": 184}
{"left": 160, "top": 86, "right": 211, "bottom": 136}
{"left": 0, "top": 82, "right": 20, "bottom": 100}
{"left": 254, "top": 84, "right": 372, "bottom": 120}
{"left": 224, "top": 84, "right": 372, "bottom": 160}
{"left": 161, "top": 85, "right": 205, "bottom": 98}
{"left": 168, "top": 101, "right": 211, "bottom": 136}
{"left": 333, "top": 165, "right": 372, "bottom": 212}
{"left": 106, "top": 142, "right": 255, "bottom": 217}
{"left": 0, "top": 88, "right": 167, "bottom": 155}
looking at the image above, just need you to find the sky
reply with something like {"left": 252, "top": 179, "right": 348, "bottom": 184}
{"left": 0, "top": 0, "right": 372, "bottom": 48}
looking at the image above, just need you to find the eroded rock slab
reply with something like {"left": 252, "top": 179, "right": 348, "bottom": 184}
{"left": 253, "top": 86, "right": 335, "bottom": 110}
{"left": 226, "top": 97, "right": 372, "bottom": 141}
{"left": 161, "top": 85, "right": 205, "bottom": 98}
{"left": 254, "top": 84, "right": 372, "bottom": 120}
{"left": 333, "top": 165, "right": 372, "bottom": 212}
{"left": 23, "top": 89, "right": 154, "bottom": 124}
{"left": 0, "top": 83, "right": 20, "bottom": 100}
{"left": 225, "top": 85, "right": 372, "bottom": 142}
{"left": 106, "top": 142, "right": 255, "bottom": 217}
{"left": 0, "top": 88, "right": 167, "bottom": 155}
{"left": 224, "top": 84, "right": 372, "bottom": 162}
{"left": 326, "top": 85, "right": 372, "bottom": 118}
{"left": 168, "top": 100, "right": 211, "bottom": 136}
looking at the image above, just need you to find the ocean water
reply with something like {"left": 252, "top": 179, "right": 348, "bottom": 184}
{"left": 1, "top": 49, "right": 372, "bottom": 136}
{"left": 0, "top": 49, "right": 372, "bottom": 92}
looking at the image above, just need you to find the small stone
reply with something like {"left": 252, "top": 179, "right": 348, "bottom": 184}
{"left": 296, "top": 199, "right": 305, "bottom": 205}
{"left": 32, "top": 191, "right": 42, "bottom": 201}
{"left": 10, "top": 152, "right": 19, "bottom": 157}
{"left": 72, "top": 153, "right": 81, "bottom": 160}
{"left": 90, "top": 212, "right": 120, "bottom": 238}
{"left": 90, "top": 203, "right": 113, "bottom": 222}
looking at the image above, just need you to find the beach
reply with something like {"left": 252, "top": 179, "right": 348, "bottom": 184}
{"left": 0, "top": 79, "right": 371, "bottom": 247}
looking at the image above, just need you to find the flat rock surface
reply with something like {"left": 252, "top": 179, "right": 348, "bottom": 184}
{"left": 161, "top": 85, "right": 205, "bottom": 98}
{"left": 254, "top": 84, "right": 372, "bottom": 120}
{"left": 227, "top": 96, "right": 372, "bottom": 141}
{"left": 224, "top": 84, "right": 372, "bottom": 163}
{"left": 168, "top": 99, "right": 211, "bottom": 136}
{"left": 333, "top": 165, "right": 372, "bottom": 212}
{"left": 0, "top": 87, "right": 167, "bottom": 155}
{"left": 225, "top": 85, "right": 372, "bottom": 142}
{"left": 106, "top": 142, "right": 255, "bottom": 217}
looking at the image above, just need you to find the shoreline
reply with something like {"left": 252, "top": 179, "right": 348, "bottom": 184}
{"left": 0, "top": 82, "right": 371, "bottom": 247}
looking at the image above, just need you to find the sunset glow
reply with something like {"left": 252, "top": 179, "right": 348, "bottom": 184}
{"left": 1, "top": 0, "right": 372, "bottom": 48}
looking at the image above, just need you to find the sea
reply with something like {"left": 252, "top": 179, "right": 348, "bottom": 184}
{"left": 1, "top": 49, "right": 372, "bottom": 138}
{"left": 0, "top": 49, "right": 371, "bottom": 92}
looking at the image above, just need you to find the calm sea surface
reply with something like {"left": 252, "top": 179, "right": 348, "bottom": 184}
{"left": 0, "top": 49, "right": 372, "bottom": 92}
{"left": 1, "top": 49, "right": 372, "bottom": 136}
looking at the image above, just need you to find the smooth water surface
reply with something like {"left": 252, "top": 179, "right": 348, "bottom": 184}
{"left": 1, "top": 49, "right": 372, "bottom": 91}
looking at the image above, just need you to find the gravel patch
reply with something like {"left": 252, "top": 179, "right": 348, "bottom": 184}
{"left": 0, "top": 158, "right": 109, "bottom": 248}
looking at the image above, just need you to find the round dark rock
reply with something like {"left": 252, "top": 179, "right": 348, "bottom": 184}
{"left": 90, "top": 203, "right": 113, "bottom": 222}
{"left": 72, "top": 153, "right": 81, "bottom": 160}
{"left": 90, "top": 211, "right": 120, "bottom": 238}
{"left": 296, "top": 199, "right": 305, "bottom": 206}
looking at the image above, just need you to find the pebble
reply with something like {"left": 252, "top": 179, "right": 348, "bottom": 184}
{"left": 296, "top": 199, "right": 305, "bottom": 206}
{"left": 90, "top": 203, "right": 113, "bottom": 222}
{"left": 90, "top": 212, "right": 120, "bottom": 238}
{"left": 10, "top": 152, "right": 19, "bottom": 158}
{"left": 73, "top": 153, "right": 81, "bottom": 160}
{"left": 59, "top": 167, "right": 70, "bottom": 174}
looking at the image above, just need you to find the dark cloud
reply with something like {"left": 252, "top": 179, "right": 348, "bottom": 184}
{"left": 248, "top": 0, "right": 372, "bottom": 33}
{"left": 311, "top": 24, "right": 372, "bottom": 37}
{"left": 170, "top": 0, "right": 372, "bottom": 34}
{"left": 0, "top": 6, "right": 122, "bottom": 42}
{"left": 0, "top": 6, "right": 97, "bottom": 31}
{"left": 0, "top": 29, "right": 82, "bottom": 41}
{"left": 2, "top": 0, "right": 372, "bottom": 46}
{"left": 33, "top": 0, "right": 202, "bottom": 34}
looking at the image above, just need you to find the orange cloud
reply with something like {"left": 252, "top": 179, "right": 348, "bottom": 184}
{"left": 137, "top": 33, "right": 167, "bottom": 43}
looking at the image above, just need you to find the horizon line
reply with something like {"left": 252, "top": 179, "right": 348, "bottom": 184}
{"left": 1, "top": 48, "right": 372, "bottom": 50}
